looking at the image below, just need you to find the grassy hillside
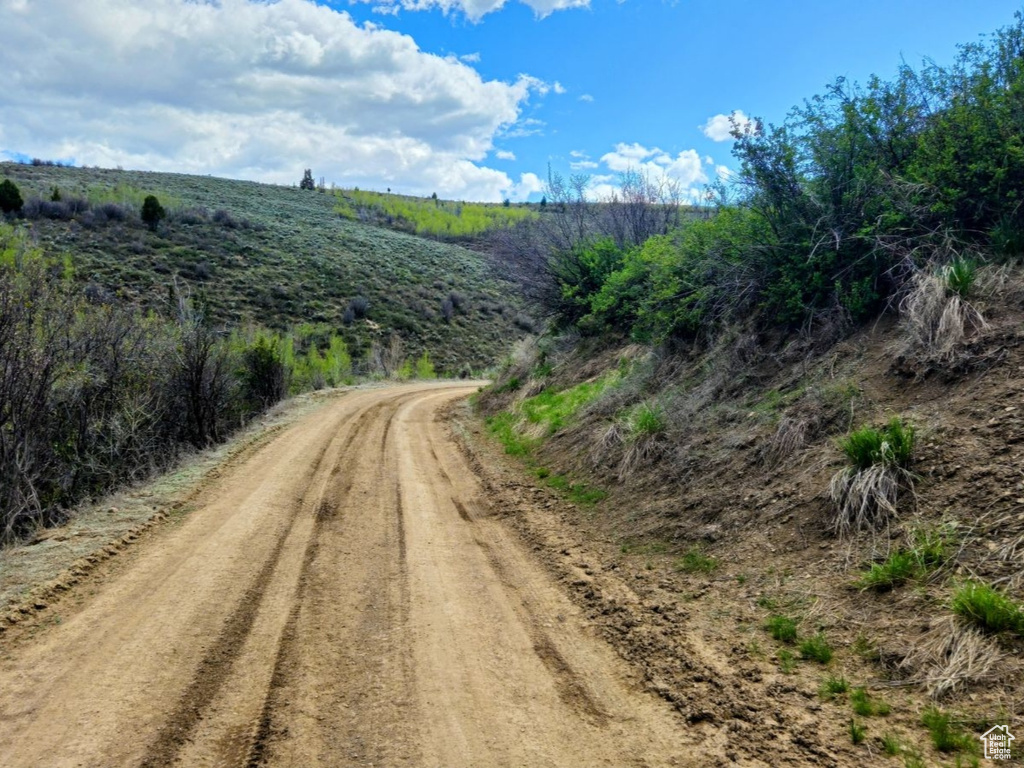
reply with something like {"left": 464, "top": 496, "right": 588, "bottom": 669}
{"left": 0, "top": 162, "right": 531, "bottom": 372}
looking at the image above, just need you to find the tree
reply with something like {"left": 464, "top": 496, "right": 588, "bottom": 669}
{"left": 141, "top": 195, "right": 166, "bottom": 230}
{"left": 0, "top": 179, "right": 24, "bottom": 214}
{"left": 300, "top": 169, "right": 315, "bottom": 190}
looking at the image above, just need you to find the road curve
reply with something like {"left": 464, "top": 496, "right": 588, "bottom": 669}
{"left": 0, "top": 382, "right": 688, "bottom": 767}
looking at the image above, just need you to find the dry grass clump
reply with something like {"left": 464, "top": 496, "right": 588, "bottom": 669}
{"left": 762, "top": 416, "right": 810, "bottom": 468}
{"left": 898, "top": 263, "right": 987, "bottom": 363}
{"left": 898, "top": 616, "right": 1005, "bottom": 699}
{"left": 829, "top": 418, "right": 916, "bottom": 537}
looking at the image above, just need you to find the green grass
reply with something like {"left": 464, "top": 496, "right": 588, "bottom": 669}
{"left": 520, "top": 377, "right": 614, "bottom": 435}
{"left": 839, "top": 417, "right": 915, "bottom": 470}
{"left": 849, "top": 719, "right": 867, "bottom": 745}
{"left": 485, "top": 413, "right": 539, "bottom": 457}
{"left": 857, "top": 529, "right": 950, "bottom": 591}
{"left": 850, "top": 687, "right": 890, "bottom": 717}
{"left": 777, "top": 648, "right": 797, "bottom": 673}
{"left": 818, "top": 674, "right": 849, "bottom": 700}
{"left": 674, "top": 546, "right": 719, "bottom": 574}
{"left": 334, "top": 187, "right": 536, "bottom": 239}
{"left": 798, "top": 632, "right": 833, "bottom": 664}
{"left": 765, "top": 615, "right": 799, "bottom": 643}
{"left": 882, "top": 732, "right": 902, "bottom": 756}
{"left": 629, "top": 401, "right": 667, "bottom": 438}
{"left": 0, "top": 162, "right": 527, "bottom": 373}
{"left": 942, "top": 257, "right": 977, "bottom": 298}
{"left": 921, "top": 707, "right": 978, "bottom": 754}
{"left": 951, "top": 581, "right": 1024, "bottom": 636}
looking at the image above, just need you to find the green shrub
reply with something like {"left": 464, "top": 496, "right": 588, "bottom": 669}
{"left": 921, "top": 707, "right": 977, "bottom": 754}
{"left": 141, "top": 194, "right": 166, "bottom": 230}
{"left": 951, "top": 582, "right": 1024, "bottom": 636}
{"left": 777, "top": 648, "right": 797, "bottom": 673}
{"left": 675, "top": 546, "right": 719, "bottom": 574}
{"left": 839, "top": 418, "right": 915, "bottom": 470}
{"left": 799, "top": 632, "right": 833, "bottom": 664}
{"left": 766, "top": 615, "right": 799, "bottom": 643}
{"left": 415, "top": 351, "right": 436, "bottom": 379}
{"left": 0, "top": 179, "right": 24, "bottom": 214}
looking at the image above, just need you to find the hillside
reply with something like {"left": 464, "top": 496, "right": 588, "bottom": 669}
{"left": 475, "top": 268, "right": 1024, "bottom": 764}
{"left": 0, "top": 162, "right": 530, "bottom": 372}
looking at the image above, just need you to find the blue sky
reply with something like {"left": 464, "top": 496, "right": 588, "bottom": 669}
{"left": 1, "top": 0, "right": 1021, "bottom": 201}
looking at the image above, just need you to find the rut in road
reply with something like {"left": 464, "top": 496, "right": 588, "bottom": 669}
{"left": 0, "top": 383, "right": 694, "bottom": 768}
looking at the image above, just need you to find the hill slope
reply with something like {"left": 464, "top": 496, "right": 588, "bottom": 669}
{"left": 476, "top": 268, "right": 1024, "bottom": 764}
{"left": 0, "top": 162, "right": 529, "bottom": 372}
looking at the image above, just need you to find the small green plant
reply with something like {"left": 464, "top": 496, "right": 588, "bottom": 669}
{"left": 857, "top": 550, "right": 921, "bottom": 591}
{"left": 799, "top": 632, "right": 833, "bottom": 664}
{"left": 850, "top": 719, "right": 866, "bottom": 745}
{"left": 778, "top": 648, "right": 797, "bottom": 673}
{"left": 942, "top": 257, "right": 977, "bottom": 298}
{"left": 630, "top": 401, "right": 666, "bottom": 438}
{"left": 819, "top": 674, "right": 849, "bottom": 700}
{"left": 951, "top": 582, "right": 1024, "bottom": 636}
{"left": 766, "top": 615, "right": 799, "bottom": 643}
{"left": 850, "top": 687, "right": 890, "bottom": 717}
{"left": 675, "top": 546, "right": 719, "bottom": 574}
{"left": 839, "top": 418, "right": 915, "bottom": 470}
{"left": 881, "top": 732, "right": 902, "bottom": 756}
{"left": 903, "top": 751, "right": 926, "bottom": 768}
{"left": 485, "top": 412, "right": 538, "bottom": 457}
{"left": 496, "top": 377, "right": 521, "bottom": 393}
{"left": 921, "top": 707, "right": 978, "bottom": 754}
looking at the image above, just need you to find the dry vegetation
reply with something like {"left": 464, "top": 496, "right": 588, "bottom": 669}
{"left": 476, "top": 262, "right": 1024, "bottom": 764}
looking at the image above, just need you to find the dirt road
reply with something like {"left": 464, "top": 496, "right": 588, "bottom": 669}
{"left": 0, "top": 383, "right": 689, "bottom": 767}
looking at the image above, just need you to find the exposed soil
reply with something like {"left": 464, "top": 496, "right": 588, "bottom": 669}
{"left": 0, "top": 382, "right": 701, "bottom": 768}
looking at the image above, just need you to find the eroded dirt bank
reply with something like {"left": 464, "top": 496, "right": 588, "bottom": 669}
{"left": 0, "top": 382, "right": 704, "bottom": 767}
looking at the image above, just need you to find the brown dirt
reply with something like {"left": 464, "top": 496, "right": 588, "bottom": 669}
{"left": 0, "top": 382, "right": 708, "bottom": 768}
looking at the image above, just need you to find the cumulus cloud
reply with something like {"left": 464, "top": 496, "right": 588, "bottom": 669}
{"left": 353, "top": 0, "right": 590, "bottom": 22}
{"left": 592, "top": 142, "right": 709, "bottom": 203}
{"left": 510, "top": 171, "right": 544, "bottom": 200}
{"left": 578, "top": 93, "right": 594, "bottom": 102}
{"left": 0, "top": 0, "right": 552, "bottom": 201}
{"left": 495, "top": 150, "right": 516, "bottom": 160}
{"left": 700, "top": 110, "right": 753, "bottom": 142}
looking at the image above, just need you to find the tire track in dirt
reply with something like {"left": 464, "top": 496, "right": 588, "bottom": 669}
{"left": 0, "top": 383, "right": 696, "bottom": 768}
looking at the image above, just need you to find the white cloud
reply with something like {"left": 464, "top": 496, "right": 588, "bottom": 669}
{"left": 715, "top": 165, "right": 733, "bottom": 180}
{"left": 578, "top": 93, "right": 594, "bottom": 102}
{"left": 553, "top": 81, "right": 566, "bottom": 95}
{"left": 570, "top": 160, "right": 597, "bottom": 170}
{"left": 0, "top": 0, "right": 550, "bottom": 201}
{"left": 507, "top": 171, "right": 544, "bottom": 200}
{"left": 700, "top": 110, "right": 753, "bottom": 142}
{"left": 352, "top": 0, "right": 590, "bottom": 21}
{"left": 495, "top": 150, "right": 516, "bottom": 160}
{"left": 595, "top": 142, "right": 709, "bottom": 202}
{"left": 460, "top": 52, "right": 481, "bottom": 62}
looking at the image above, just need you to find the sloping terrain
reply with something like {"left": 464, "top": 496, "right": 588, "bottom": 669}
{"left": 476, "top": 268, "right": 1024, "bottom": 765}
{"left": 0, "top": 162, "right": 530, "bottom": 371}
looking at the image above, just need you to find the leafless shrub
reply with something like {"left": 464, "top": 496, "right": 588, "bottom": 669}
{"left": 829, "top": 464, "right": 915, "bottom": 537}
{"left": 898, "top": 616, "right": 1005, "bottom": 698}
{"left": 897, "top": 271, "right": 986, "bottom": 362}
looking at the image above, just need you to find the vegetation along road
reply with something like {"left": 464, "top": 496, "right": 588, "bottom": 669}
{"left": 0, "top": 382, "right": 688, "bottom": 768}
